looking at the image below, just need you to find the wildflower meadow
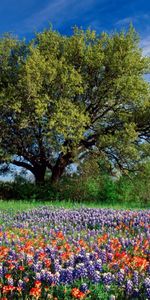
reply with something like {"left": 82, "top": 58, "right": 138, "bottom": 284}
{"left": 0, "top": 207, "right": 149, "bottom": 299}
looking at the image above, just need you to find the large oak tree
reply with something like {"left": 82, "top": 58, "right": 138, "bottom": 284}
{"left": 0, "top": 26, "right": 150, "bottom": 184}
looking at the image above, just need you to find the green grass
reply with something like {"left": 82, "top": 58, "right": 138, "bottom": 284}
{"left": 0, "top": 199, "right": 149, "bottom": 212}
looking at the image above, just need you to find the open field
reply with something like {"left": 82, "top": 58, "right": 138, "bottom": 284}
{"left": 0, "top": 199, "right": 150, "bottom": 212}
{"left": 0, "top": 205, "right": 149, "bottom": 299}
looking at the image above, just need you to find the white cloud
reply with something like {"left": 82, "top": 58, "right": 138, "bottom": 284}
{"left": 116, "top": 14, "right": 149, "bottom": 27}
{"left": 18, "top": 0, "right": 113, "bottom": 35}
{"left": 21, "top": 0, "right": 99, "bottom": 33}
{"left": 115, "top": 14, "right": 150, "bottom": 57}
{"left": 116, "top": 17, "right": 134, "bottom": 26}
{"left": 141, "top": 36, "right": 150, "bottom": 56}
{"left": 25, "top": 0, "right": 73, "bottom": 29}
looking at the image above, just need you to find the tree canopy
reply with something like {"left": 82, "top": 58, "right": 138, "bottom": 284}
{"left": 0, "top": 26, "right": 150, "bottom": 183}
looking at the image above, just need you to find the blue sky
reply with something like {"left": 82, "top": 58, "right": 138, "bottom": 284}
{"left": 0, "top": 0, "right": 150, "bottom": 56}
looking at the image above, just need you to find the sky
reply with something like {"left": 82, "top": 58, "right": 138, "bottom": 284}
{"left": 0, "top": 0, "right": 150, "bottom": 57}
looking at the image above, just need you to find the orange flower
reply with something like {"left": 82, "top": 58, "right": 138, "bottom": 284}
{"left": 5, "top": 274, "right": 12, "bottom": 280}
{"left": 44, "top": 259, "right": 51, "bottom": 268}
{"left": 29, "top": 287, "right": 41, "bottom": 299}
{"left": 64, "top": 243, "right": 71, "bottom": 251}
{"left": 56, "top": 231, "right": 64, "bottom": 239}
{"left": 34, "top": 280, "right": 42, "bottom": 288}
{"left": 144, "top": 240, "right": 149, "bottom": 249}
{"left": 8, "top": 264, "right": 15, "bottom": 270}
{"left": 2, "top": 285, "right": 15, "bottom": 294}
{"left": 16, "top": 286, "right": 22, "bottom": 293}
{"left": 28, "top": 260, "right": 33, "bottom": 266}
{"left": 61, "top": 251, "right": 71, "bottom": 260}
{"left": 18, "top": 266, "right": 25, "bottom": 271}
{"left": 51, "top": 239, "right": 57, "bottom": 247}
{"left": 97, "top": 234, "right": 108, "bottom": 246}
{"left": 23, "top": 277, "right": 29, "bottom": 282}
{"left": 71, "top": 288, "right": 85, "bottom": 299}
{"left": 78, "top": 239, "right": 87, "bottom": 248}
{"left": 38, "top": 252, "right": 46, "bottom": 260}
{"left": 132, "top": 256, "right": 149, "bottom": 270}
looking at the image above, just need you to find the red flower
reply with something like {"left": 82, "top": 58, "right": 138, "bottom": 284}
{"left": 44, "top": 259, "right": 51, "bottom": 268}
{"left": 71, "top": 288, "right": 85, "bottom": 299}
{"left": 56, "top": 231, "right": 65, "bottom": 239}
{"left": 5, "top": 274, "right": 12, "bottom": 279}
{"left": 23, "top": 277, "right": 29, "bottom": 282}
{"left": 16, "top": 287, "right": 22, "bottom": 293}
{"left": 18, "top": 266, "right": 25, "bottom": 271}
{"left": 2, "top": 285, "right": 15, "bottom": 294}
{"left": 29, "top": 287, "right": 41, "bottom": 299}
{"left": 34, "top": 280, "right": 42, "bottom": 288}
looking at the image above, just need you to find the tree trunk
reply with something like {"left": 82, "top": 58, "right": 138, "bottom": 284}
{"left": 51, "top": 152, "right": 72, "bottom": 184}
{"left": 33, "top": 165, "right": 46, "bottom": 185}
{"left": 12, "top": 159, "right": 46, "bottom": 185}
{"left": 51, "top": 164, "right": 66, "bottom": 184}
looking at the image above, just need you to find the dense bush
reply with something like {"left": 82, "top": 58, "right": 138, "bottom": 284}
{"left": 0, "top": 177, "right": 57, "bottom": 201}
{"left": 0, "top": 163, "right": 150, "bottom": 208}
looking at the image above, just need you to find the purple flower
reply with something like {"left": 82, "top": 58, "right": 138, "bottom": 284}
{"left": 95, "top": 259, "right": 103, "bottom": 272}
{"left": 103, "top": 272, "right": 113, "bottom": 285}
{"left": 133, "top": 271, "right": 139, "bottom": 286}
{"left": 73, "top": 263, "right": 87, "bottom": 280}
{"left": 146, "top": 287, "right": 150, "bottom": 299}
{"left": 60, "top": 268, "right": 73, "bottom": 284}
{"left": 91, "top": 270, "right": 101, "bottom": 283}
{"left": 144, "top": 277, "right": 150, "bottom": 288}
{"left": 80, "top": 283, "right": 88, "bottom": 293}
{"left": 126, "top": 279, "right": 133, "bottom": 295}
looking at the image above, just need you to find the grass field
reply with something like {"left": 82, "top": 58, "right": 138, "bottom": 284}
{"left": 0, "top": 199, "right": 149, "bottom": 212}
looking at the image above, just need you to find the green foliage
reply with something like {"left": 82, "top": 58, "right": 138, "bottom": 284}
{"left": 0, "top": 180, "right": 56, "bottom": 201}
{"left": 49, "top": 98, "right": 90, "bottom": 147}
{"left": 0, "top": 26, "right": 150, "bottom": 184}
{"left": 0, "top": 161, "right": 149, "bottom": 209}
{"left": 117, "top": 161, "right": 150, "bottom": 205}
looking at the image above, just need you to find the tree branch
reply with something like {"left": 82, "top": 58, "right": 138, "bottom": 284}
{"left": 12, "top": 160, "right": 34, "bottom": 173}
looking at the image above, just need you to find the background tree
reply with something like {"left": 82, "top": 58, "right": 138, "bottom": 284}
{"left": 0, "top": 26, "right": 150, "bottom": 184}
